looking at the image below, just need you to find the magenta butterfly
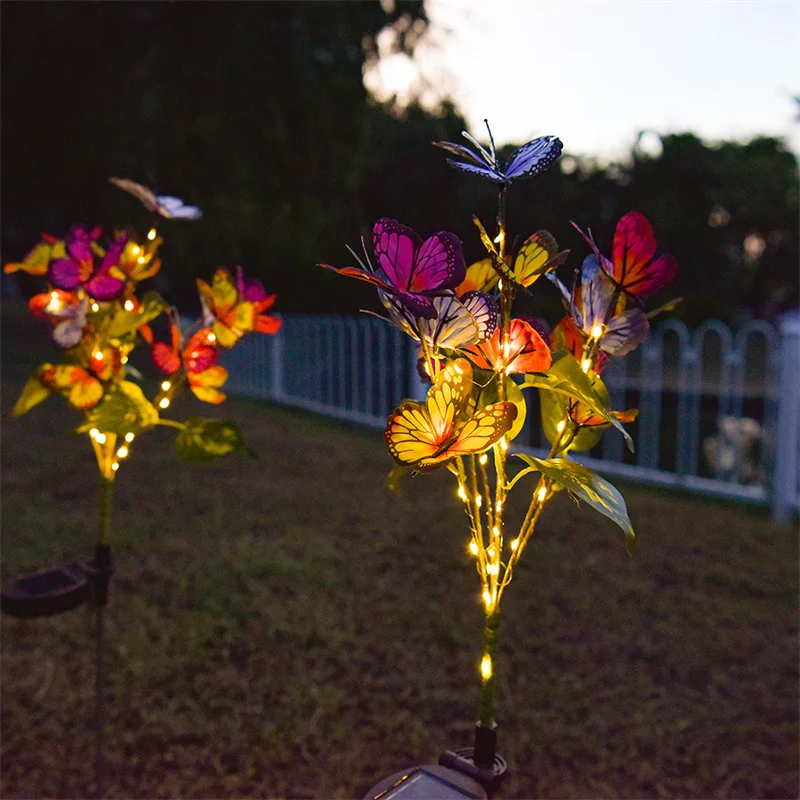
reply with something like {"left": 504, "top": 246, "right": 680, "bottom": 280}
{"left": 321, "top": 218, "right": 466, "bottom": 320}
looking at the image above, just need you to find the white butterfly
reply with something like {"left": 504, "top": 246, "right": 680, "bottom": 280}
{"left": 52, "top": 297, "right": 89, "bottom": 348}
{"left": 110, "top": 177, "right": 202, "bottom": 220}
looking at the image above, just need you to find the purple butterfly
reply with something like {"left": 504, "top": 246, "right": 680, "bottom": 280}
{"left": 48, "top": 226, "right": 128, "bottom": 302}
{"left": 321, "top": 218, "right": 466, "bottom": 319}
{"left": 434, "top": 120, "right": 563, "bottom": 184}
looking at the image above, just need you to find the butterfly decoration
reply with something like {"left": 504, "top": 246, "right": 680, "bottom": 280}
{"left": 48, "top": 227, "right": 128, "bottom": 302}
{"left": 463, "top": 316, "right": 552, "bottom": 375}
{"left": 38, "top": 362, "right": 104, "bottom": 411}
{"left": 510, "top": 231, "right": 570, "bottom": 288}
{"left": 3, "top": 233, "right": 65, "bottom": 276}
{"left": 322, "top": 218, "right": 466, "bottom": 320}
{"left": 434, "top": 120, "right": 563, "bottom": 184}
{"left": 28, "top": 290, "right": 87, "bottom": 348}
{"left": 197, "top": 267, "right": 256, "bottom": 348}
{"left": 384, "top": 358, "right": 517, "bottom": 472}
{"left": 110, "top": 177, "right": 202, "bottom": 220}
{"left": 379, "top": 289, "right": 497, "bottom": 351}
{"left": 455, "top": 257, "right": 501, "bottom": 295}
{"left": 549, "top": 254, "right": 649, "bottom": 357}
{"left": 572, "top": 211, "right": 676, "bottom": 300}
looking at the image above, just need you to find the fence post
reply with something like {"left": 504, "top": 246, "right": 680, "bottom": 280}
{"left": 408, "top": 339, "right": 427, "bottom": 401}
{"left": 270, "top": 315, "right": 285, "bottom": 402}
{"left": 773, "top": 311, "right": 800, "bottom": 523}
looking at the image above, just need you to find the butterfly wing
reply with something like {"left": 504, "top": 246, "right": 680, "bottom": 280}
{"left": 503, "top": 135, "right": 563, "bottom": 180}
{"left": 413, "top": 231, "right": 466, "bottom": 293}
{"left": 512, "top": 231, "right": 569, "bottom": 287}
{"left": 610, "top": 212, "right": 676, "bottom": 298}
{"left": 426, "top": 402, "right": 517, "bottom": 465}
{"left": 432, "top": 140, "right": 490, "bottom": 167}
{"left": 456, "top": 258, "right": 501, "bottom": 295}
{"left": 443, "top": 160, "right": 505, "bottom": 182}
{"left": 384, "top": 358, "right": 474, "bottom": 468}
{"left": 156, "top": 195, "right": 203, "bottom": 221}
{"left": 373, "top": 218, "right": 423, "bottom": 290}
{"left": 417, "top": 292, "right": 497, "bottom": 350}
{"left": 110, "top": 177, "right": 160, "bottom": 213}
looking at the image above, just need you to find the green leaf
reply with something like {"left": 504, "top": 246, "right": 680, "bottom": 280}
{"left": 175, "top": 418, "right": 256, "bottom": 461}
{"left": 516, "top": 454, "right": 635, "bottom": 554}
{"left": 8, "top": 373, "right": 52, "bottom": 417}
{"left": 474, "top": 373, "right": 527, "bottom": 443}
{"left": 539, "top": 374, "right": 605, "bottom": 453}
{"left": 76, "top": 380, "right": 159, "bottom": 437}
{"left": 385, "top": 465, "right": 409, "bottom": 497}
{"left": 106, "top": 291, "right": 168, "bottom": 339}
{"left": 519, "top": 349, "right": 633, "bottom": 451}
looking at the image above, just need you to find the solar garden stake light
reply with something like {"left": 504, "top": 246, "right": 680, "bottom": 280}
{"left": 2, "top": 180, "right": 281, "bottom": 797}
{"left": 324, "top": 120, "right": 679, "bottom": 794}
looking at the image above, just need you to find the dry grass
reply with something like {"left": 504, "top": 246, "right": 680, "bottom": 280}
{"left": 1, "top": 303, "right": 797, "bottom": 799}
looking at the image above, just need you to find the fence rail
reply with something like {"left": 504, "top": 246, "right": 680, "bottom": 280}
{"left": 221, "top": 312, "right": 800, "bottom": 523}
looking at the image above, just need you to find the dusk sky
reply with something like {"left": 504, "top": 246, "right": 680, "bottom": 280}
{"left": 365, "top": 0, "right": 800, "bottom": 160}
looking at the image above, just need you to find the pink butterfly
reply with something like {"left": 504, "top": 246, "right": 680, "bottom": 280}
{"left": 321, "top": 218, "right": 466, "bottom": 320}
{"left": 572, "top": 211, "right": 676, "bottom": 299}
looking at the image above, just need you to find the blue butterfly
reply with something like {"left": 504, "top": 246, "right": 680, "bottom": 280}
{"left": 434, "top": 120, "right": 563, "bottom": 184}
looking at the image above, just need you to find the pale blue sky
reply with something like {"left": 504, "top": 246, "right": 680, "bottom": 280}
{"left": 366, "top": 0, "right": 800, "bottom": 160}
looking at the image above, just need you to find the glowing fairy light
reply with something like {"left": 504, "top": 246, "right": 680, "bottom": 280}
{"left": 161, "top": 380, "right": 171, "bottom": 391}
{"left": 556, "top": 419, "right": 566, "bottom": 433}
{"left": 493, "top": 230, "right": 505, "bottom": 248}
{"left": 207, "top": 332, "right": 216, "bottom": 343}
{"left": 116, "top": 446, "right": 129, "bottom": 459}
{"left": 479, "top": 453, "right": 488, "bottom": 466}
{"left": 121, "top": 356, "right": 128, "bottom": 365}
{"left": 492, "top": 526, "right": 500, "bottom": 538}
{"left": 482, "top": 590, "right": 492, "bottom": 608}
{"left": 91, "top": 302, "right": 100, "bottom": 312}
{"left": 475, "top": 494, "right": 483, "bottom": 508}
{"left": 111, "top": 462, "right": 120, "bottom": 472}
{"left": 581, "top": 358, "right": 592, "bottom": 373}
{"left": 510, "top": 538, "right": 519, "bottom": 551}
{"left": 147, "top": 228, "right": 157, "bottom": 241}
{"left": 487, "top": 563, "right": 499, "bottom": 575}
{"left": 537, "top": 486, "right": 548, "bottom": 503}
{"left": 499, "top": 437, "right": 508, "bottom": 452}
{"left": 124, "top": 299, "right": 135, "bottom": 311}
{"left": 94, "top": 351, "right": 104, "bottom": 362}
{"left": 495, "top": 499, "right": 503, "bottom": 513}
{"left": 481, "top": 654, "right": 492, "bottom": 680}
{"left": 458, "top": 485, "right": 468, "bottom": 502}
{"left": 95, "top": 432, "right": 107, "bottom": 444}
{"left": 130, "top": 245, "right": 141, "bottom": 257}
{"left": 124, "top": 432, "right": 135, "bottom": 443}
{"left": 497, "top": 279, "right": 504, "bottom": 291}
{"left": 159, "top": 398, "right": 170, "bottom": 409}
{"left": 469, "top": 541, "right": 479, "bottom": 556}
{"left": 137, "top": 256, "right": 146, "bottom": 264}
{"left": 46, "top": 291, "right": 63, "bottom": 313}
{"left": 590, "top": 323, "right": 605, "bottom": 341}
{"left": 89, "top": 428, "right": 99, "bottom": 440}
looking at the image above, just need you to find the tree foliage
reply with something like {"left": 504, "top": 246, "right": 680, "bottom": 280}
{"left": 2, "top": 1, "right": 796, "bottom": 323}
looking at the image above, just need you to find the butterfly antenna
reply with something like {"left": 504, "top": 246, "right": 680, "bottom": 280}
{"left": 463, "top": 129, "right": 495, "bottom": 167}
{"left": 345, "top": 240, "right": 374, "bottom": 274}
{"left": 484, "top": 120, "right": 498, "bottom": 164}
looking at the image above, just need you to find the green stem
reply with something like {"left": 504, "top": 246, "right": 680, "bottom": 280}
{"left": 478, "top": 608, "right": 501, "bottom": 728}
{"left": 98, "top": 476, "right": 114, "bottom": 545}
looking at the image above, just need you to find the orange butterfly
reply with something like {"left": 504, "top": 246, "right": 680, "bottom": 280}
{"left": 384, "top": 358, "right": 517, "bottom": 472}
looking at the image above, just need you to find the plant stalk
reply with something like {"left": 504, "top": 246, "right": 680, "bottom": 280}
{"left": 478, "top": 607, "right": 501, "bottom": 729}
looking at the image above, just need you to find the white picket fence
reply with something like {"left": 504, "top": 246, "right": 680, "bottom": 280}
{"left": 221, "top": 312, "right": 800, "bottom": 523}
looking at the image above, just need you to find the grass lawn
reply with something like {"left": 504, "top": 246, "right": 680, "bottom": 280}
{"left": 1, "top": 303, "right": 798, "bottom": 798}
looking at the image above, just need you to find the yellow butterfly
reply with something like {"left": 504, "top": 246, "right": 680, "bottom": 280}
{"left": 385, "top": 358, "right": 517, "bottom": 472}
{"left": 511, "top": 231, "right": 569, "bottom": 288}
